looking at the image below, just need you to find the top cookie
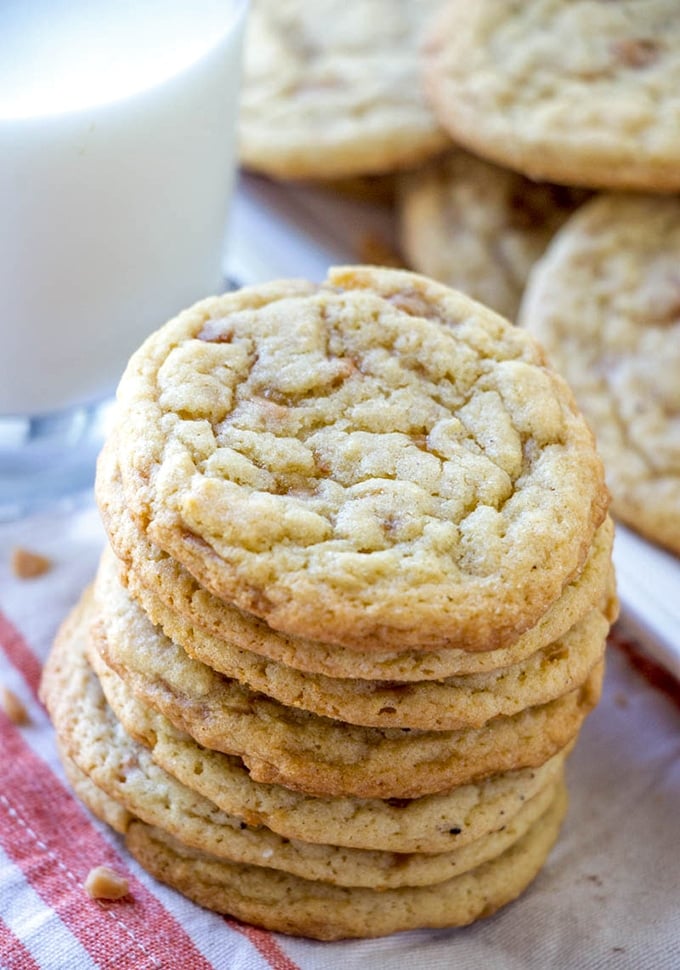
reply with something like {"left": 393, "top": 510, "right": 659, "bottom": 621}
{"left": 520, "top": 193, "right": 680, "bottom": 556}
{"left": 238, "top": 0, "right": 450, "bottom": 180}
{"left": 422, "top": 0, "right": 680, "bottom": 192}
{"left": 109, "top": 265, "right": 607, "bottom": 652}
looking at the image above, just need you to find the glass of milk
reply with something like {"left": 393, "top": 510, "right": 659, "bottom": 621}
{"left": 0, "top": 0, "right": 249, "bottom": 519}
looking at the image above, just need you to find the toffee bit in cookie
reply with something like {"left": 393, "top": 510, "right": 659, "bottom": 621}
{"left": 611, "top": 37, "right": 660, "bottom": 69}
{"left": 11, "top": 546, "right": 52, "bottom": 579}
{"left": 84, "top": 865, "right": 130, "bottom": 900}
{"left": 1, "top": 686, "right": 30, "bottom": 725}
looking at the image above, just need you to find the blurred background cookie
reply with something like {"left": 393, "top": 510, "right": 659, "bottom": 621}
{"left": 398, "top": 150, "right": 590, "bottom": 320}
{"left": 422, "top": 0, "right": 680, "bottom": 191}
{"left": 238, "top": 0, "right": 450, "bottom": 180}
{"left": 520, "top": 193, "right": 680, "bottom": 556}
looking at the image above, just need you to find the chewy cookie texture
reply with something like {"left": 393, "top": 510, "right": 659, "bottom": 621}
{"left": 235, "top": 0, "right": 680, "bottom": 557}
{"left": 40, "top": 264, "right": 616, "bottom": 940}
{"left": 97, "top": 438, "right": 614, "bottom": 682}
{"left": 45, "top": 600, "right": 564, "bottom": 893}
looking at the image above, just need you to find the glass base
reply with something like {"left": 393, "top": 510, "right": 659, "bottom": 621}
{"left": 0, "top": 398, "right": 115, "bottom": 521}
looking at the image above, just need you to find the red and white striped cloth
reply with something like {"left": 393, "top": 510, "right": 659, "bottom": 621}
{"left": 2, "top": 496, "right": 680, "bottom": 970}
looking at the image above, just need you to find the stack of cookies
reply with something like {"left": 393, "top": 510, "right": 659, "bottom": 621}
{"left": 41, "top": 266, "right": 617, "bottom": 940}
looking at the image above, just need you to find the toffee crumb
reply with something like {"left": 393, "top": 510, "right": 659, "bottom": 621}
{"left": 1, "top": 686, "right": 30, "bottom": 725}
{"left": 84, "top": 865, "right": 130, "bottom": 900}
{"left": 11, "top": 546, "right": 52, "bottom": 579}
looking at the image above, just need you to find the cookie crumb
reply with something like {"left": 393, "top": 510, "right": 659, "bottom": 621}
{"left": 11, "top": 547, "right": 52, "bottom": 579}
{"left": 1, "top": 686, "right": 30, "bottom": 725}
{"left": 84, "top": 865, "right": 130, "bottom": 900}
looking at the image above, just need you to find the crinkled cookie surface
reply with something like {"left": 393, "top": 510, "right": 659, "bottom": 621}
{"left": 111, "top": 266, "right": 607, "bottom": 652}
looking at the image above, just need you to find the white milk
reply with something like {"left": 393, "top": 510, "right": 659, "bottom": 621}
{"left": 0, "top": 0, "right": 248, "bottom": 416}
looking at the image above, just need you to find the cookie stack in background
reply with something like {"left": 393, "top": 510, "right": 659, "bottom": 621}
{"left": 41, "top": 266, "right": 617, "bottom": 940}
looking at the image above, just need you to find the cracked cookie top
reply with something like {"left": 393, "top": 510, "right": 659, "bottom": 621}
{"left": 109, "top": 266, "right": 608, "bottom": 652}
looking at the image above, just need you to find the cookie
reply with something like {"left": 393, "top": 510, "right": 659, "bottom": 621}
{"left": 60, "top": 746, "right": 131, "bottom": 835}
{"left": 81, "top": 623, "right": 572, "bottom": 855}
{"left": 135, "top": 705, "right": 572, "bottom": 857}
{"left": 44, "top": 607, "right": 561, "bottom": 890}
{"left": 88, "top": 585, "right": 604, "bottom": 799}
{"left": 95, "top": 545, "right": 611, "bottom": 731}
{"left": 238, "top": 0, "right": 450, "bottom": 179}
{"left": 520, "top": 193, "right": 680, "bottom": 556}
{"left": 99, "top": 438, "right": 616, "bottom": 681}
{"left": 422, "top": 0, "right": 680, "bottom": 192}
{"left": 398, "top": 150, "right": 590, "bottom": 321}
{"left": 121, "top": 782, "right": 568, "bottom": 940}
{"left": 108, "top": 265, "right": 608, "bottom": 653}
{"left": 63, "top": 740, "right": 562, "bottom": 896}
